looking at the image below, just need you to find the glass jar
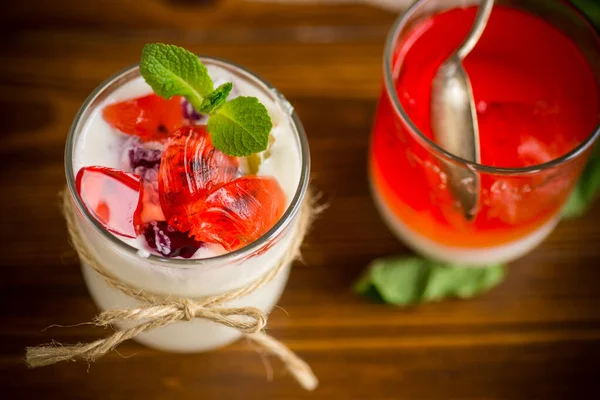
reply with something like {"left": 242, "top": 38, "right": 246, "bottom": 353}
{"left": 65, "top": 59, "right": 310, "bottom": 352}
{"left": 370, "top": 0, "right": 600, "bottom": 265}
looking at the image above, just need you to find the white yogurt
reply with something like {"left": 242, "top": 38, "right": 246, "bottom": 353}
{"left": 370, "top": 177, "right": 560, "bottom": 265}
{"left": 70, "top": 62, "right": 305, "bottom": 352}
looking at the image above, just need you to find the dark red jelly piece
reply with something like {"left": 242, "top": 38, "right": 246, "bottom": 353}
{"left": 182, "top": 99, "right": 206, "bottom": 123}
{"left": 120, "top": 138, "right": 166, "bottom": 223}
{"left": 188, "top": 176, "right": 287, "bottom": 251}
{"left": 122, "top": 137, "right": 164, "bottom": 171}
{"left": 129, "top": 147, "right": 162, "bottom": 169}
{"left": 143, "top": 221, "right": 203, "bottom": 258}
{"left": 76, "top": 166, "right": 144, "bottom": 238}
{"left": 158, "top": 125, "right": 239, "bottom": 232}
{"left": 103, "top": 94, "right": 185, "bottom": 142}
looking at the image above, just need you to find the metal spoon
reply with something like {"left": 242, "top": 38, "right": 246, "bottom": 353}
{"left": 431, "top": 0, "right": 494, "bottom": 221}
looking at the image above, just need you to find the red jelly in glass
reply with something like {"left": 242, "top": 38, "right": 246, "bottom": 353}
{"left": 158, "top": 125, "right": 239, "bottom": 232}
{"left": 188, "top": 176, "right": 286, "bottom": 251}
{"left": 103, "top": 94, "right": 185, "bottom": 142}
{"left": 76, "top": 166, "right": 144, "bottom": 238}
{"left": 370, "top": 5, "right": 599, "bottom": 249}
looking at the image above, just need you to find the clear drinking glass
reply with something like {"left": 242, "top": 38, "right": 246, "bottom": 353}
{"left": 369, "top": 0, "right": 600, "bottom": 265}
{"left": 65, "top": 59, "right": 310, "bottom": 352}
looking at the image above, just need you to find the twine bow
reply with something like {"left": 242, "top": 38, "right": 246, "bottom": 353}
{"left": 25, "top": 189, "right": 319, "bottom": 391}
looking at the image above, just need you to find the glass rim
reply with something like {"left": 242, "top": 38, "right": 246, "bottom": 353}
{"left": 65, "top": 57, "right": 310, "bottom": 267}
{"left": 383, "top": 0, "right": 600, "bottom": 175}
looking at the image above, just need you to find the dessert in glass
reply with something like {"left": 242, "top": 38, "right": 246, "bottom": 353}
{"left": 370, "top": 0, "right": 600, "bottom": 265}
{"left": 64, "top": 48, "right": 310, "bottom": 352}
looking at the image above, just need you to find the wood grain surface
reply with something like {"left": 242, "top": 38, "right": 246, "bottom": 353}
{"left": 2, "top": 0, "right": 600, "bottom": 398}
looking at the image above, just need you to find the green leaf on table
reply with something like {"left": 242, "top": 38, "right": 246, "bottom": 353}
{"left": 562, "top": 145, "right": 600, "bottom": 219}
{"left": 571, "top": 0, "right": 600, "bottom": 29}
{"left": 561, "top": 1, "right": 600, "bottom": 218}
{"left": 354, "top": 256, "right": 505, "bottom": 306}
{"left": 140, "top": 43, "right": 214, "bottom": 111}
{"left": 198, "top": 82, "right": 233, "bottom": 114}
{"left": 207, "top": 96, "right": 272, "bottom": 157}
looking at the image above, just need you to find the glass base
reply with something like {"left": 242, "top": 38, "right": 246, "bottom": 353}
{"left": 81, "top": 261, "right": 291, "bottom": 353}
{"left": 370, "top": 178, "right": 559, "bottom": 265}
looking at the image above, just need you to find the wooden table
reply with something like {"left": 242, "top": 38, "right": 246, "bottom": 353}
{"left": 2, "top": 0, "right": 600, "bottom": 398}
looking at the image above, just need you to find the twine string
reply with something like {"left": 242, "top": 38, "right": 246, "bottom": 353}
{"left": 25, "top": 189, "right": 318, "bottom": 391}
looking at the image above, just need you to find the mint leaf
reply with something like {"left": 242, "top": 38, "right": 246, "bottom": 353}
{"left": 198, "top": 82, "right": 232, "bottom": 114}
{"left": 354, "top": 257, "right": 429, "bottom": 305}
{"left": 561, "top": 1, "right": 600, "bottom": 219}
{"left": 562, "top": 144, "right": 600, "bottom": 219}
{"left": 422, "top": 261, "right": 505, "bottom": 300}
{"left": 207, "top": 96, "right": 272, "bottom": 157}
{"left": 354, "top": 256, "right": 505, "bottom": 306}
{"left": 571, "top": 0, "right": 600, "bottom": 29}
{"left": 140, "top": 43, "right": 214, "bottom": 111}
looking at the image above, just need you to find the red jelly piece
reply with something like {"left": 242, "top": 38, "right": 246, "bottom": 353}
{"left": 158, "top": 126, "right": 239, "bottom": 232}
{"left": 143, "top": 221, "right": 203, "bottom": 258}
{"left": 76, "top": 166, "right": 144, "bottom": 238}
{"left": 188, "top": 176, "right": 287, "bottom": 251}
{"left": 102, "top": 94, "right": 184, "bottom": 142}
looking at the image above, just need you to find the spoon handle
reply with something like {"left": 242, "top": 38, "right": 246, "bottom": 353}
{"left": 456, "top": 0, "right": 495, "bottom": 60}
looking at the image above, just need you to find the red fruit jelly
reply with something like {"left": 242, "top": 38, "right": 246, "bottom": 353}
{"left": 188, "top": 176, "right": 287, "bottom": 251}
{"left": 76, "top": 166, "right": 145, "bottom": 238}
{"left": 103, "top": 94, "right": 185, "bottom": 142}
{"left": 158, "top": 126, "right": 239, "bottom": 232}
{"left": 84, "top": 92, "right": 286, "bottom": 256}
{"left": 370, "top": 5, "right": 599, "bottom": 248}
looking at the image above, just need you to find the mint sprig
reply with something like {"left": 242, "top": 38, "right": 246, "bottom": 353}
{"left": 140, "top": 43, "right": 272, "bottom": 157}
